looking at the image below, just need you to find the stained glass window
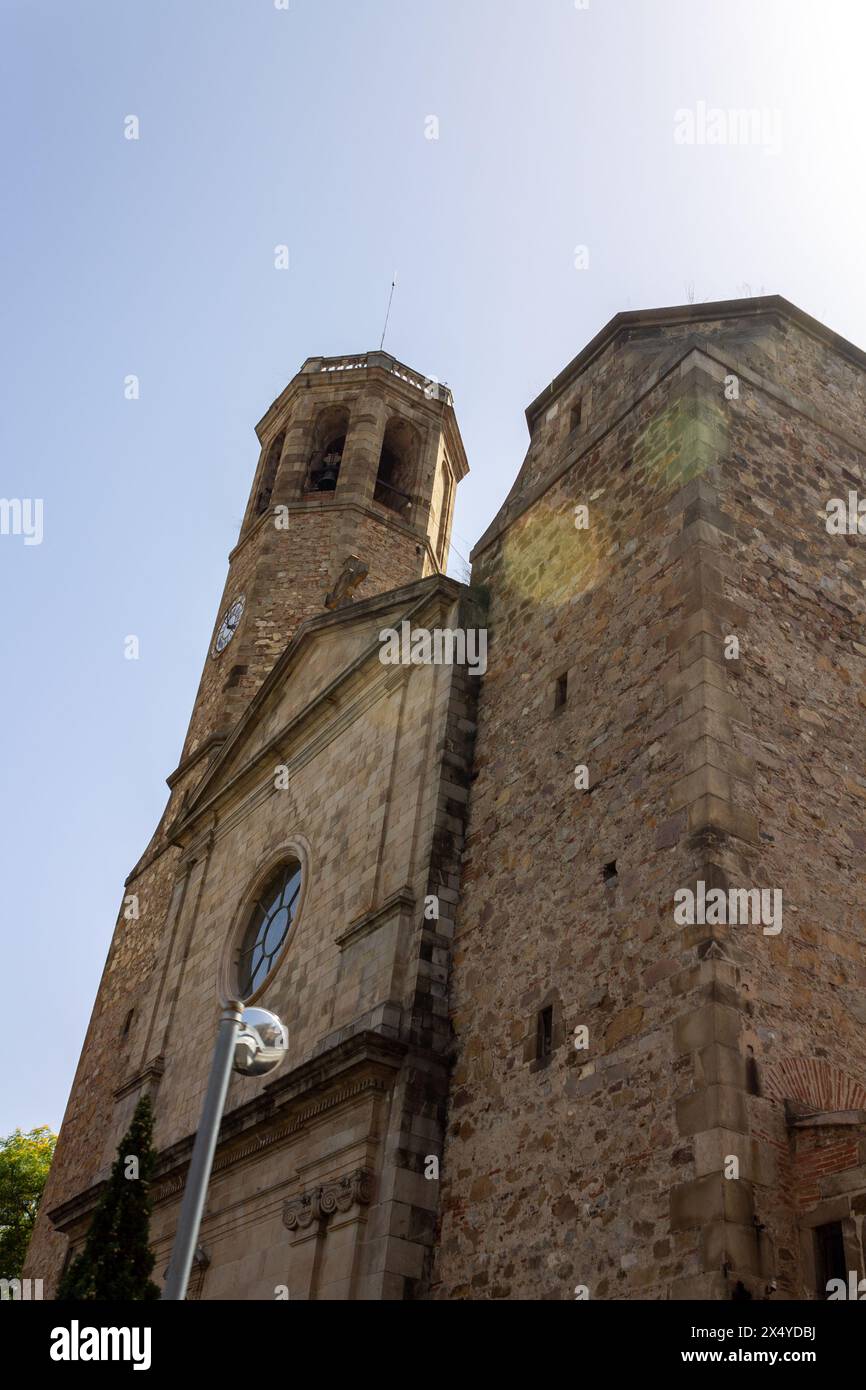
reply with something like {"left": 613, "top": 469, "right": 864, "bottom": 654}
{"left": 237, "top": 860, "right": 303, "bottom": 998}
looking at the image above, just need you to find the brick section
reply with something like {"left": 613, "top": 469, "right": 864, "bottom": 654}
{"left": 763, "top": 1060, "right": 866, "bottom": 1114}
{"left": 793, "top": 1134, "right": 861, "bottom": 1211}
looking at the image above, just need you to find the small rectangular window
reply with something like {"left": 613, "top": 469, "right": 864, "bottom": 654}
{"left": 224, "top": 663, "right": 248, "bottom": 690}
{"left": 603, "top": 861, "right": 618, "bottom": 882}
{"left": 554, "top": 672, "right": 568, "bottom": 710}
{"left": 537, "top": 1006, "right": 554, "bottom": 1059}
{"left": 570, "top": 402, "right": 582, "bottom": 433}
{"left": 814, "top": 1222, "right": 847, "bottom": 1296}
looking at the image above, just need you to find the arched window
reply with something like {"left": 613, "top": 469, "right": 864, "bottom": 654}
{"left": 375, "top": 418, "right": 416, "bottom": 515}
{"left": 256, "top": 431, "right": 285, "bottom": 515}
{"left": 431, "top": 456, "right": 453, "bottom": 564}
{"left": 235, "top": 858, "right": 303, "bottom": 999}
{"left": 307, "top": 406, "right": 349, "bottom": 492}
{"left": 310, "top": 436, "right": 344, "bottom": 491}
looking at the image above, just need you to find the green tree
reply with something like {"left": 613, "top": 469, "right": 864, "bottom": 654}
{"left": 57, "top": 1095, "right": 160, "bottom": 1301}
{"left": 0, "top": 1126, "right": 57, "bottom": 1279}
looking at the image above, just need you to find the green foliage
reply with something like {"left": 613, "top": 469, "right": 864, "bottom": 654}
{"left": 0, "top": 1126, "right": 57, "bottom": 1280}
{"left": 57, "top": 1095, "right": 160, "bottom": 1302}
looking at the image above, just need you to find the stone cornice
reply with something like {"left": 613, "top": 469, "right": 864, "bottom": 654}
{"left": 48, "top": 1031, "right": 409, "bottom": 1234}
{"left": 335, "top": 888, "right": 416, "bottom": 951}
{"left": 229, "top": 497, "right": 443, "bottom": 571}
{"left": 113, "top": 1054, "right": 165, "bottom": 1102}
{"left": 253, "top": 351, "right": 468, "bottom": 480}
{"left": 787, "top": 1109, "right": 866, "bottom": 1130}
{"left": 166, "top": 732, "right": 229, "bottom": 791}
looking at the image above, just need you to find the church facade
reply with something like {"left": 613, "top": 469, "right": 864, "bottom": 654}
{"left": 27, "top": 297, "right": 866, "bottom": 1300}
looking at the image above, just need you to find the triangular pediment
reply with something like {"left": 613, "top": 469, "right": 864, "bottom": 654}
{"left": 176, "top": 574, "right": 463, "bottom": 830}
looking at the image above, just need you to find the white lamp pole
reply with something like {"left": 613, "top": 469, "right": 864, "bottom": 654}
{"left": 161, "top": 1005, "right": 288, "bottom": 1301}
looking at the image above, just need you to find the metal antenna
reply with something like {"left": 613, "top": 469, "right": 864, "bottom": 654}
{"left": 379, "top": 271, "right": 397, "bottom": 350}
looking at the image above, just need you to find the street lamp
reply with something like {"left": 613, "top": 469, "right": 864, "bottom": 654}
{"left": 161, "top": 1004, "right": 288, "bottom": 1301}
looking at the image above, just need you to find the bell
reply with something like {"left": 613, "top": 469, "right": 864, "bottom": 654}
{"left": 316, "top": 454, "right": 341, "bottom": 492}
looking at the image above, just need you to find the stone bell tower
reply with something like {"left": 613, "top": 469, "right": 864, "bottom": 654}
{"left": 25, "top": 348, "right": 469, "bottom": 1297}
{"left": 181, "top": 350, "right": 468, "bottom": 763}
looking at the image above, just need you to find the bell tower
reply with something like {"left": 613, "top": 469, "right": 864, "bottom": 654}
{"left": 23, "top": 349, "right": 469, "bottom": 1298}
{"left": 180, "top": 350, "right": 468, "bottom": 764}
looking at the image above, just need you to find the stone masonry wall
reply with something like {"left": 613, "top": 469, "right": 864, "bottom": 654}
{"left": 432, "top": 350, "right": 721, "bottom": 1299}
{"left": 704, "top": 323, "right": 866, "bottom": 1298}
{"left": 432, "top": 307, "right": 866, "bottom": 1301}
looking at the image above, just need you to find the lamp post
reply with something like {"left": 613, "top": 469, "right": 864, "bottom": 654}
{"left": 161, "top": 1004, "right": 288, "bottom": 1301}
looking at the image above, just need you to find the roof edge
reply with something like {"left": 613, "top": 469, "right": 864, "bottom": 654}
{"left": 255, "top": 349, "right": 457, "bottom": 441}
{"left": 524, "top": 295, "right": 866, "bottom": 429}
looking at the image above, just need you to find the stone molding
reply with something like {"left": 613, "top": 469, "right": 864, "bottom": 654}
{"left": 335, "top": 888, "right": 416, "bottom": 951}
{"left": 166, "top": 731, "right": 229, "bottom": 791}
{"left": 49, "top": 1032, "right": 406, "bottom": 1233}
{"left": 174, "top": 577, "right": 466, "bottom": 841}
{"left": 112, "top": 1054, "right": 165, "bottom": 1102}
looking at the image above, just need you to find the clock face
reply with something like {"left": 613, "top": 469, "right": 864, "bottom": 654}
{"left": 213, "top": 595, "right": 245, "bottom": 656}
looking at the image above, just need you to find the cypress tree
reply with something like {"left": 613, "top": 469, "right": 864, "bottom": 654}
{"left": 57, "top": 1094, "right": 160, "bottom": 1301}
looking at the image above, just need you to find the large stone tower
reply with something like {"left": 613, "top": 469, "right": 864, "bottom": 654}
{"left": 27, "top": 351, "right": 472, "bottom": 1299}
{"left": 430, "top": 297, "right": 866, "bottom": 1302}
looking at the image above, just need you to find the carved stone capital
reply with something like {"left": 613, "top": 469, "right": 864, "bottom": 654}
{"left": 283, "top": 1168, "right": 374, "bottom": 1232}
{"left": 282, "top": 1189, "right": 322, "bottom": 1232}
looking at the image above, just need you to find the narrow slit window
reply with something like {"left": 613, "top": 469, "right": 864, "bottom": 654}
{"left": 570, "top": 402, "right": 582, "bottom": 433}
{"left": 603, "top": 861, "right": 618, "bottom": 882}
{"left": 537, "top": 1006, "right": 554, "bottom": 1059}
{"left": 256, "top": 431, "right": 284, "bottom": 515}
{"left": 814, "top": 1222, "right": 846, "bottom": 1297}
{"left": 554, "top": 672, "right": 568, "bottom": 710}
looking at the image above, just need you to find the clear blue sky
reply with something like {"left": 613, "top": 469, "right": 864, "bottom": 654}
{"left": 2, "top": 0, "right": 865, "bottom": 1135}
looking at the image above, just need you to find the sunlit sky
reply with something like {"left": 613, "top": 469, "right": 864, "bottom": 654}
{"left": 2, "top": 0, "right": 866, "bottom": 1134}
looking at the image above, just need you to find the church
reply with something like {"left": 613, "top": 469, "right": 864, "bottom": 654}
{"left": 26, "top": 296, "right": 866, "bottom": 1299}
